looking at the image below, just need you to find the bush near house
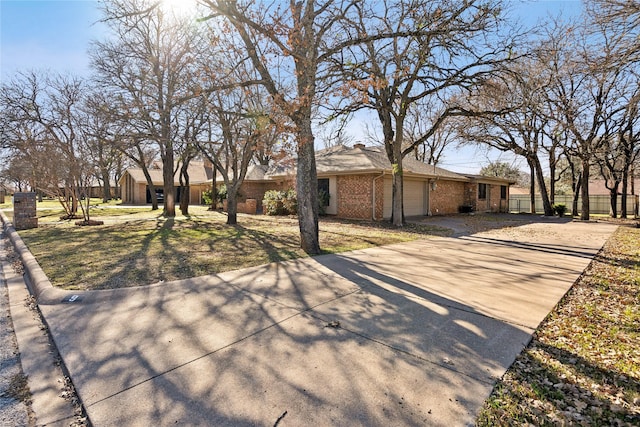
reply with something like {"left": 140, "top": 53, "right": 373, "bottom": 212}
{"left": 263, "top": 189, "right": 331, "bottom": 216}
{"left": 263, "top": 189, "right": 297, "bottom": 215}
{"left": 203, "top": 185, "right": 229, "bottom": 206}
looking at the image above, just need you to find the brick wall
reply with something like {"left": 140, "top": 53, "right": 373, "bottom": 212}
{"left": 374, "top": 176, "right": 384, "bottom": 220}
{"left": 223, "top": 199, "right": 258, "bottom": 214}
{"left": 465, "top": 182, "right": 477, "bottom": 209}
{"left": 430, "top": 181, "right": 466, "bottom": 215}
{"left": 241, "top": 180, "right": 293, "bottom": 212}
{"left": 337, "top": 175, "right": 374, "bottom": 219}
{"left": 13, "top": 192, "right": 38, "bottom": 230}
{"left": 240, "top": 182, "right": 267, "bottom": 203}
{"left": 472, "top": 183, "right": 508, "bottom": 213}
{"left": 488, "top": 184, "right": 506, "bottom": 212}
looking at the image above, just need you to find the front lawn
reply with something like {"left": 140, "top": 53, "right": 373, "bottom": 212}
{"left": 12, "top": 207, "right": 450, "bottom": 290}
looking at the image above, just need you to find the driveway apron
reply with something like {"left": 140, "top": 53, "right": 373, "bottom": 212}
{"left": 34, "top": 219, "right": 616, "bottom": 426}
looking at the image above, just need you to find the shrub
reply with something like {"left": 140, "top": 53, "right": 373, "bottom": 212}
{"left": 282, "top": 188, "right": 298, "bottom": 215}
{"left": 263, "top": 189, "right": 329, "bottom": 216}
{"left": 216, "top": 184, "right": 227, "bottom": 203}
{"left": 263, "top": 189, "right": 297, "bottom": 215}
{"left": 202, "top": 185, "right": 228, "bottom": 206}
{"left": 553, "top": 203, "right": 567, "bottom": 217}
{"left": 202, "top": 189, "right": 213, "bottom": 205}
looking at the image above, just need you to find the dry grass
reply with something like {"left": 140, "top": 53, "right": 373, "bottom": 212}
{"left": 14, "top": 206, "right": 450, "bottom": 290}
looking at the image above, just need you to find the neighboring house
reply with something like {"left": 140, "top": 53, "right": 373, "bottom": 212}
{"left": 84, "top": 178, "right": 119, "bottom": 199}
{"left": 587, "top": 178, "right": 639, "bottom": 196}
{"left": 118, "top": 145, "right": 513, "bottom": 219}
{"left": 120, "top": 161, "right": 213, "bottom": 205}
{"left": 511, "top": 178, "right": 639, "bottom": 196}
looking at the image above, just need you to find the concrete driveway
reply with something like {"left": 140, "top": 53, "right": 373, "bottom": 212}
{"left": 12, "top": 216, "right": 618, "bottom": 426}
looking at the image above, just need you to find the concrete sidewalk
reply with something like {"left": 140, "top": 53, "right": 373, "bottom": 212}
{"left": 5, "top": 215, "right": 617, "bottom": 426}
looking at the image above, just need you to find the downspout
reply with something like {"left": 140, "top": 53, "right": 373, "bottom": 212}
{"left": 372, "top": 172, "right": 385, "bottom": 220}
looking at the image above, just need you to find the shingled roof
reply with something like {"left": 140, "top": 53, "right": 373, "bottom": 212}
{"left": 123, "top": 161, "right": 213, "bottom": 185}
{"left": 267, "top": 144, "right": 469, "bottom": 181}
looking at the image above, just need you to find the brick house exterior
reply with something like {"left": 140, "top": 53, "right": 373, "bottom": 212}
{"left": 429, "top": 180, "right": 468, "bottom": 215}
{"left": 277, "top": 144, "right": 513, "bottom": 220}
{"left": 221, "top": 165, "right": 293, "bottom": 212}
{"left": 120, "top": 161, "right": 213, "bottom": 205}
{"left": 119, "top": 145, "right": 512, "bottom": 219}
{"left": 335, "top": 174, "right": 381, "bottom": 219}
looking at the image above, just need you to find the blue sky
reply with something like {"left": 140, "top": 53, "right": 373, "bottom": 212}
{"left": 0, "top": 0, "right": 105, "bottom": 80}
{"left": 0, "top": 0, "right": 584, "bottom": 80}
{"left": 0, "top": 0, "right": 583, "bottom": 173}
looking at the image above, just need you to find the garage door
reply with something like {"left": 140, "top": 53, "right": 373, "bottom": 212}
{"left": 383, "top": 178, "right": 426, "bottom": 218}
{"left": 404, "top": 180, "right": 426, "bottom": 216}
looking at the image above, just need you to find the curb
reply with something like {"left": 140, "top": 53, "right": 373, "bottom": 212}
{"left": 0, "top": 210, "right": 67, "bottom": 304}
{"left": 0, "top": 209, "right": 80, "bottom": 426}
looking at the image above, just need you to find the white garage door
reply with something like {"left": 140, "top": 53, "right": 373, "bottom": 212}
{"left": 404, "top": 180, "right": 426, "bottom": 216}
{"left": 383, "top": 178, "right": 426, "bottom": 218}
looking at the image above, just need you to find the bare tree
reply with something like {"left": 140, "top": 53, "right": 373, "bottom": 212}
{"left": 544, "top": 19, "right": 627, "bottom": 220}
{"left": 589, "top": 0, "right": 640, "bottom": 218}
{"left": 458, "top": 57, "right": 556, "bottom": 216}
{"left": 197, "top": 84, "right": 275, "bottom": 225}
{"left": 405, "top": 108, "right": 458, "bottom": 167}
{"left": 83, "top": 91, "right": 128, "bottom": 202}
{"left": 0, "top": 72, "right": 96, "bottom": 222}
{"left": 198, "top": 0, "right": 368, "bottom": 252}
{"left": 92, "top": 0, "right": 208, "bottom": 217}
{"left": 616, "top": 80, "right": 640, "bottom": 217}
{"left": 0, "top": 154, "right": 34, "bottom": 192}
{"left": 589, "top": 0, "right": 640, "bottom": 59}
{"left": 329, "top": 0, "right": 516, "bottom": 225}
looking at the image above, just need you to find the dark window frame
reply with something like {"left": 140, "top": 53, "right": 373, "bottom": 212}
{"left": 500, "top": 185, "right": 507, "bottom": 200}
{"left": 478, "top": 183, "right": 487, "bottom": 200}
{"left": 317, "top": 178, "right": 330, "bottom": 206}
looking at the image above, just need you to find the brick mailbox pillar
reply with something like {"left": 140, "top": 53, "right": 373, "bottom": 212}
{"left": 13, "top": 192, "right": 38, "bottom": 230}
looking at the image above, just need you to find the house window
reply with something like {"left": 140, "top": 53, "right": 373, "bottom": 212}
{"left": 478, "top": 183, "right": 487, "bottom": 200}
{"left": 500, "top": 185, "right": 507, "bottom": 200}
{"left": 318, "top": 178, "right": 330, "bottom": 206}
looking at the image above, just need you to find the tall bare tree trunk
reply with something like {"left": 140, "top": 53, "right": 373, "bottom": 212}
{"left": 210, "top": 169, "right": 217, "bottom": 211}
{"left": 179, "top": 164, "right": 190, "bottom": 216}
{"left": 532, "top": 156, "right": 554, "bottom": 216}
{"left": 162, "top": 143, "right": 176, "bottom": 217}
{"left": 226, "top": 186, "right": 238, "bottom": 225}
{"left": 572, "top": 174, "right": 581, "bottom": 217}
{"left": 621, "top": 170, "right": 628, "bottom": 219}
{"left": 609, "top": 183, "right": 619, "bottom": 218}
{"left": 528, "top": 160, "right": 536, "bottom": 214}
{"left": 296, "top": 121, "right": 320, "bottom": 254}
{"left": 580, "top": 158, "right": 590, "bottom": 220}
{"left": 101, "top": 167, "right": 111, "bottom": 202}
